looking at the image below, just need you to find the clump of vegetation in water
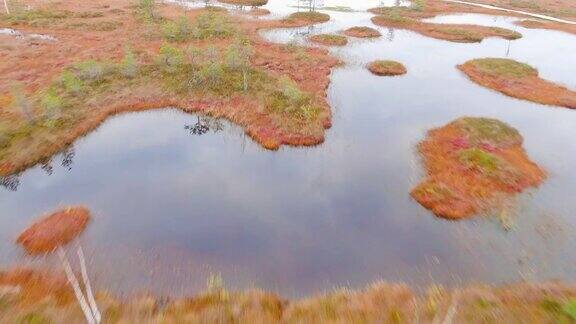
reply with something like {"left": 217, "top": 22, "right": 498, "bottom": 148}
{"left": 459, "top": 58, "right": 576, "bottom": 108}
{"left": 308, "top": 34, "right": 348, "bottom": 46}
{"left": 367, "top": 60, "right": 407, "bottom": 76}
{"left": 285, "top": 11, "right": 330, "bottom": 24}
{"left": 467, "top": 58, "right": 537, "bottom": 78}
{"left": 411, "top": 117, "right": 546, "bottom": 219}
{"left": 342, "top": 26, "right": 381, "bottom": 38}
{"left": 371, "top": 15, "right": 522, "bottom": 43}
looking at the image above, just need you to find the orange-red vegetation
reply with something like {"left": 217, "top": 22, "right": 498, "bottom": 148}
{"left": 515, "top": 19, "right": 576, "bottom": 35}
{"left": 459, "top": 58, "right": 576, "bottom": 109}
{"left": 308, "top": 33, "right": 348, "bottom": 46}
{"left": 371, "top": 14, "right": 522, "bottom": 43}
{"left": 342, "top": 26, "right": 382, "bottom": 38}
{"left": 369, "top": 0, "right": 576, "bottom": 34}
{"left": 411, "top": 117, "right": 546, "bottom": 219}
{"left": 367, "top": 60, "right": 407, "bottom": 76}
{"left": 0, "top": 0, "right": 339, "bottom": 176}
{"left": 16, "top": 206, "right": 91, "bottom": 255}
{"left": 1, "top": 269, "right": 576, "bottom": 322}
{"left": 368, "top": 0, "right": 522, "bottom": 19}
{"left": 472, "top": 0, "right": 576, "bottom": 19}
{"left": 0, "top": 268, "right": 74, "bottom": 306}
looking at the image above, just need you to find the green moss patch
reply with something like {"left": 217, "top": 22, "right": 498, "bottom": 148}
{"left": 469, "top": 58, "right": 537, "bottom": 78}
{"left": 308, "top": 34, "right": 348, "bottom": 46}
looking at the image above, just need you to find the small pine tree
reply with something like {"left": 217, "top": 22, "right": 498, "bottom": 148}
{"left": 120, "top": 48, "right": 138, "bottom": 78}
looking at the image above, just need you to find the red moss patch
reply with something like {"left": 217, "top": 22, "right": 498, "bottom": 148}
{"left": 16, "top": 206, "right": 91, "bottom": 255}
{"left": 371, "top": 15, "right": 522, "bottom": 43}
{"left": 458, "top": 58, "right": 576, "bottom": 109}
{"left": 367, "top": 60, "right": 407, "bottom": 76}
{"left": 342, "top": 26, "right": 381, "bottom": 38}
{"left": 411, "top": 117, "right": 546, "bottom": 219}
{"left": 309, "top": 34, "right": 348, "bottom": 46}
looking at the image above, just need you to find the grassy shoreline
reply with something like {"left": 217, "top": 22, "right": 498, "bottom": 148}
{"left": 0, "top": 1, "right": 339, "bottom": 177}
{"left": 2, "top": 267, "right": 576, "bottom": 323}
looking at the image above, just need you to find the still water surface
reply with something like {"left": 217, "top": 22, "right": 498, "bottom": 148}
{"left": 1, "top": 1, "right": 575, "bottom": 297}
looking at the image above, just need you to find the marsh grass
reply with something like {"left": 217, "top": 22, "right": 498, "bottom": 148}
{"left": 456, "top": 117, "right": 522, "bottom": 148}
{"left": 309, "top": 34, "right": 348, "bottom": 46}
{"left": 469, "top": 58, "right": 537, "bottom": 78}
{"left": 0, "top": 37, "right": 320, "bottom": 161}
{"left": 0, "top": 8, "right": 106, "bottom": 27}
{"left": 286, "top": 11, "right": 330, "bottom": 24}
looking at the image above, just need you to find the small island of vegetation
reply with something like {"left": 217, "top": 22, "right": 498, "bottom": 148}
{"left": 458, "top": 58, "right": 576, "bottom": 109}
{"left": 342, "top": 26, "right": 381, "bottom": 38}
{"left": 367, "top": 60, "right": 407, "bottom": 76}
{"left": 309, "top": 33, "right": 348, "bottom": 46}
{"left": 411, "top": 117, "right": 546, "bottom": 219}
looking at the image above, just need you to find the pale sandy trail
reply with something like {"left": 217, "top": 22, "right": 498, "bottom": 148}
{"left": 443, "top": 0, "right": 576, "bottom": 24}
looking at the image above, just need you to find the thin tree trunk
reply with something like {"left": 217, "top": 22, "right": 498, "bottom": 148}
{"left": 78, "top": 246, "right": 101, "bottom": 323}
{"left": 3, "top": 0, "right": 9, "bottom": 15}
{"left": 58, "top": 247, "right": 95, "bottom": 324}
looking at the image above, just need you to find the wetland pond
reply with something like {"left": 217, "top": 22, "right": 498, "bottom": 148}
{"left": 1, "top": 0, "right": 576, "bottom": 297}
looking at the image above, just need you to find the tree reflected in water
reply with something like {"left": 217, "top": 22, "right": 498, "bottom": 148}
{"left": 0, "top": 175, "right": 20, "bottom": 191}
{"left": 0, "top": 146, "right": 75, "bottom": 192}
{"left": 185, "top": 116, "right": 225, "bottom": 136}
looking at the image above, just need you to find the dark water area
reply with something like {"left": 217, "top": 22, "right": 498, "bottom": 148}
{"left": 1, "top": 2, "right": 576, "bottom": 298}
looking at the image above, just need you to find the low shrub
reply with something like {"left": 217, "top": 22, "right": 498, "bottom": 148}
{"left": 60, "top": 71, "right": 84, "bottom": 95}
{"left": 161, "top": 16, "right": 192, "bottom": 42}
{"left": 155, "top": 44, "right": 184, "bottom": 73}
{"left": 120, "top": 49, "right": 139, "bottom": 78}
{"left": 190, "top": 12, "right": 235, "bottom": 40}
{"left": 73, "top": 60, "right": 112, "bottom": 82}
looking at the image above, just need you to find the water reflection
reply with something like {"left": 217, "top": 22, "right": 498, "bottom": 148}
{"left": 0, "top": 175, "right": 20, "bottom": 191}
{"left": 185, "top": 116, "right": 225, "bottom": 136}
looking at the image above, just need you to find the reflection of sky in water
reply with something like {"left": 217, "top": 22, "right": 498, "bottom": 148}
{"left": 1, "top": 2, "right": 576, "bottom": 297}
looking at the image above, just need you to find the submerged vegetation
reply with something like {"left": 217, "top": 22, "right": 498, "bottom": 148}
{"left": 459, "top": 58, "right": 576, "bottom": 108}
{"left": 411, "top": 117, "right": 546, "bottom": 219}
{"left": 308, "top": 33, "right": 348, "bottom": 46}
{"left": 367, "top": 60, "right": 407, "bottom": 76}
